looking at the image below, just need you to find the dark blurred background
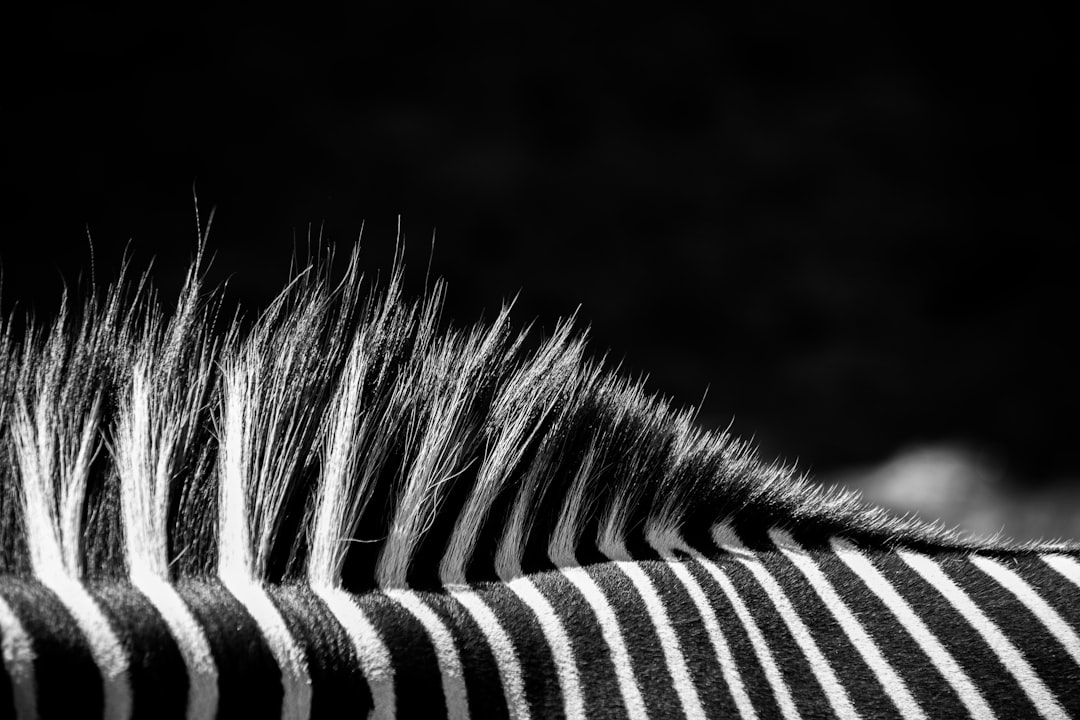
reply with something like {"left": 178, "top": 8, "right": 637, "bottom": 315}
{"left": 2, "top": 5, "right": 1076, "bottom": 539}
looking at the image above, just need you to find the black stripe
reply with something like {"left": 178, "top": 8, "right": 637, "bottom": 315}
{"left": 584, "top": 561, "right": 684, "bottom": 719}
{"left": 532, "top": 568, "right": 626, "bottom": 719}
{"left": 760, "top": 543, "right": 904, "bottom": 720}
{"left": 717, "top": 555, "right": 833, "bottom": 718}
{"left": 638, "top": 558, "right": 740, "bottom": 718}
{"left": 269, "top": 586, "right": 372, "bottom": 720}
{"left": 947, "top": 553, "right": 1079, "bottom": 717}
{"left": 89, "top": 580, "right": 188, "bottom": 720}
{"left": 0, "top": 577, "right": 103, "bottom": 720}
{"left": 1014, "top": 555, "right": 1080, "bottom": 632}
{"left": 363, "top": 591, "right": 447, "bottom": 718}
{"left": 816, "top": 546, "right": 969, "bottom": 718}
{"left": 683, "top": 558, "right": 785, "bottom": 720}
{"left": 423, "top": 590, "right": 509, "bottom": 720}
{"left": 872, "top": 551, "right": 1033, "bottom": 716}
{"left": 176, "top": 578, "right": 282, "bottom": 720}
{"left": 479, "top": 580, "right": 566, "bottom": 720}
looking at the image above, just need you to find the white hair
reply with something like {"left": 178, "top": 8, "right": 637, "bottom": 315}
{"left": 1, "top": 241, "right": 1044, "bottom": 594}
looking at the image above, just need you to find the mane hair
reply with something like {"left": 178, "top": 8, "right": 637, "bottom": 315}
{"left": 0, "top": 241, "right": 1057, "bottom": 594}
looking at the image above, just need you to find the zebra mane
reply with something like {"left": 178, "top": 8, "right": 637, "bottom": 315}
{"left": 0, "top": 243, "right": 1028, "bottom": 593}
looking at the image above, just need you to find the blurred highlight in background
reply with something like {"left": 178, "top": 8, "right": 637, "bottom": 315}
{"left": 824, "top": 446, "right": 1080, "bottom": 543}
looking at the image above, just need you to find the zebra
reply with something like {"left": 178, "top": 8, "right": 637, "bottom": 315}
{"left": 0, "top": 241, "right": 1078, "bottom": 720}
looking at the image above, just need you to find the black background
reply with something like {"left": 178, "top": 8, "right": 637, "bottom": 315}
{"left": 2, "top": 5, "right": 1076, "bottom": 488}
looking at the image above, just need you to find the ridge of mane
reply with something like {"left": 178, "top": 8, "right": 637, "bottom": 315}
{"left": 0, "top": 244, "right": 1062, "bottom": 593}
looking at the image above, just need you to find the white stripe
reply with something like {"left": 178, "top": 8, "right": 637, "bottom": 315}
{"left": 899, "top": 551, "right": 1067, "bottom": 720}
{"left": 313, "top": 585, "right": 395, "bottom": 720}
{"left": 131, "top": 572, "right": 218, "bottom": 720}
{"left": 691, "top": 553, "right": 801, "bottom": 720}
{"left": 221, "top": 577, "right": 312, "bottom": 720}
{"left": 0, "top": 593, "right": 37, "bottom": 720}
{"left": 611, "top": 560, "right": 706, "bottom": 720}
{"left": 505, "top": 575, "right": 586, "bottom": 719}
{"left": 768, "top": 531, "right": 925, "bottom": 720}
{"left": 830, "top": 539, "right": 994, "bottom": 719}
{"left": 652, "top": 546, "right": 759, "bottom": 720}
{"left": 971, "top": 556, "right": 1080, "bottom": 668}
{"left": 713, "top": 525, "right": 859, "bottom": 720}
{"left": 560, "top": 564, "right": 649, "bottom": 720}
{"left": 387, "top": 590, "right": 470, "bottom": 720}
{"left": 41, "top": 571, "right": 132, "bottom": 720}
{"left": 448, "top": 587, "right": 531, "bottom": 720}
{"left": 1042, "top": 554, "right": 1080, "bottom": 590}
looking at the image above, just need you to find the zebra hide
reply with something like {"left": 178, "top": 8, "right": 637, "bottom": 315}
{"left": 1, "top": 239, "right": 1077, "bottom": 720}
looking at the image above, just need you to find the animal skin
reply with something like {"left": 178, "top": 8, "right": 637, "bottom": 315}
{"left": 1, "top": 236, "right": 1078, "bottom": 719}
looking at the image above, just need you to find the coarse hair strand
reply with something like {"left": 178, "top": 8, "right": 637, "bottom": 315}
{"left": 1, "top": 237, "right": 1059, "bottom": 595}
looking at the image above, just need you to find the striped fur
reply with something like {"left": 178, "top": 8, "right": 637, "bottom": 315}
{"left": 0, "top": 241, "right": 1077, "bottom": 719}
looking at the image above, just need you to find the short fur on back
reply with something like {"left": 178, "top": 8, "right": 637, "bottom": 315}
{"left": 1, "top": 238, "right": 1064, "bottom": 595}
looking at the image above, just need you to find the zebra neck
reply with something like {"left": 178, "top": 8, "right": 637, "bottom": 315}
{"left": 2, "top": 529, "right": 1078, "bottom": 720}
